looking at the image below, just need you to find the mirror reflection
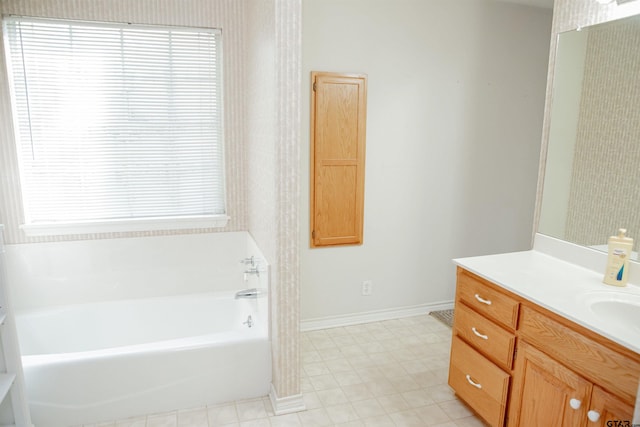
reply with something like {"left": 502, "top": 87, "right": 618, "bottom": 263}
{"left": 538, "top": 14, "right": 640, "bottom": 255}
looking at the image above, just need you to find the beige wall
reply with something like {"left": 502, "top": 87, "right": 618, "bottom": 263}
{"left": 300, "top": 0, "right": 552, "bottom": 323}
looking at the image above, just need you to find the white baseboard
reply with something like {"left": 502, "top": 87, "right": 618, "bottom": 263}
{"left": 300, "top": 301, "right": 454, "bottom": 332}
{"left": 268, "top": 384, "right": 306, "bottom": 416}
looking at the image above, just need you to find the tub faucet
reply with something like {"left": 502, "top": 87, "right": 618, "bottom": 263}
{"left": 243, "top": 315, "right": 253, "bottom": 328}
{"left": 240, "top": 256, "right": 256, "bottom": 267}
{"left": 235, "top": 288, "right": 259, "bottom": 299}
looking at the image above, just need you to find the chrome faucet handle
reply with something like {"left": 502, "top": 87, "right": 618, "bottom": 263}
{"left": 243, "top": 315, "right": 253, "bottom": 328}
{"left": 243, "top": 267, "right": 260, "bottom": 280}
{"left": 240, "top": 256, "right": 255, "bottom": 266}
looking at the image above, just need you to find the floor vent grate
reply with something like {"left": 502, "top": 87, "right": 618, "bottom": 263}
{"left": 429, "top": 309, "right": 454, "bottom": 328}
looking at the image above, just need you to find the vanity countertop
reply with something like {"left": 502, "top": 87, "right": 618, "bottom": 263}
{"left": 454, "top": 250, "right": 640, "bottom": 355}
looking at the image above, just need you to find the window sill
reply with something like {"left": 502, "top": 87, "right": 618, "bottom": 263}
{"left": 20, "top": 215, "right": 230, "bottom": 237}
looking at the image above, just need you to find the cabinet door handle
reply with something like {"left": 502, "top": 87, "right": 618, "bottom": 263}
{"left": 465, "top": 375, "right": 482, "bottom": 389}
{"left": 471, "top": 327, "right": 488, "bottom": 340}
{"left": 587, "top": 410, "right": 600, "bottom": 422}
{"left": 474, "top": 294, "right": 492, "bottom": 305}
{"left": 569, "top": 398, "right": 581, "bottom": 410}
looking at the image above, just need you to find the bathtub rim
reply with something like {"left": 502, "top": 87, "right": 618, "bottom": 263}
{"left": 16, "top": 289, "right": 269, "bottom": 362}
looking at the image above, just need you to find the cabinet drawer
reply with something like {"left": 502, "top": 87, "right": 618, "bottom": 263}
{"left": 454, "top": 302, "right": 516, "bottom": 370}
{"left": 457, "top": 270, "right": 519, "bottom": 330}
{"left": 449, "top": 336, "right": 510, "bottom": 427}
{"left": 520, "top": 306, "right": 640, "bottom": 405}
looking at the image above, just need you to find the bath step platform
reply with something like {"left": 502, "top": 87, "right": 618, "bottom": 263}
{"left": 0, "top": 226, "right": 32, "bottom": 425}
{"left": 0, "top": 311, "right": 15, "bottom": 404}
{"left": 0, "top": 373, "right": 16, "bottom": 403}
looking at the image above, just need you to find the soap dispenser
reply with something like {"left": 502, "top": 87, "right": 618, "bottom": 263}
{"left": 603, "top": 228, "right": 634, "bottom": 287}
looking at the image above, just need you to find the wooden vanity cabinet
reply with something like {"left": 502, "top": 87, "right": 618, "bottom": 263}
{"left": 449, "top": 336, "right": 511, "bottom": 426}
{"left": 509, "top": 343, "right": 635, "bottom": 427}
{"left": 456, "top": 270, "right": 519, "bottom": 331}
{"left": 588, "top": 386, "right": 635, "bottom": 427}
{"left": 449, "top": 269, "right": 518, "bottom": 426}
{"left": 509, "top": 341, "right": 592, "bottom": 427}
{"left": 509, "top": 306, "right": 639, "bottom": 427}
{"left": 448, "top": 267, "right": 640, "bottom": 427}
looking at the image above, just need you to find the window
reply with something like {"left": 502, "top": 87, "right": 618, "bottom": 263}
{"left": 2, "top": 16, "right": 226, "bottom": 235}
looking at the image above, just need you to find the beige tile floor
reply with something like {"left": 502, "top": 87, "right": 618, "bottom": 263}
{"left": 83, "top": 314, "right": 486, "bottom": 427}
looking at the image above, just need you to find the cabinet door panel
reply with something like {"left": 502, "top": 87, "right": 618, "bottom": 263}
{"left": 587, "top": 386, "right": 634, "bottom": 427}
{"left": 510, "top": 342, "right": 592, "bottom": 427}
{"left": 310, "top": 72, "right": 367, "bottom": 247}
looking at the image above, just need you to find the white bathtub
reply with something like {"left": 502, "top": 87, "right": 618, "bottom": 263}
{"left": 15, "top": 290, "right": 271, "bottom": 427}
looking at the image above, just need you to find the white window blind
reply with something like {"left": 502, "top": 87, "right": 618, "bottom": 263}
{"left": 3, "top": 17, "right": 226, "bottom": 232}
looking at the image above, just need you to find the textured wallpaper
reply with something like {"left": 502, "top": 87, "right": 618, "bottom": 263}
{"left": 565, "top": 19, "right": 640, "bottom": 249}
{"left": 245, "top": 0, "right": 302, "bottom": 401}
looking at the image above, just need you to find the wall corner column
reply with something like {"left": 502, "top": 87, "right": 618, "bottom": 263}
{"left": 270, "top": 0, "right": 303, "bottom": 411}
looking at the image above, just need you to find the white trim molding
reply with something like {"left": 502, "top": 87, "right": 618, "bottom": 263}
{"left": 20, "top": 215, "right": 230, "bottom": 237}
{"left": 300, "top": 301, "right": 455, "bottom": 332}
{"left": 268, "top": 384, "right": 306, "bottom": 416}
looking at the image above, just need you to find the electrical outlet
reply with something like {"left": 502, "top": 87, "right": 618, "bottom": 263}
{"left": 362, "top": 280, "right": 373, "bottom": 296}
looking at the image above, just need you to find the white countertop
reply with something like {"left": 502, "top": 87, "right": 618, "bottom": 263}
{"left": 454, "top": 249, "right": 640, "bottom": 355}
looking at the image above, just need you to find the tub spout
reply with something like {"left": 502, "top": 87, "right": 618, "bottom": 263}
{"left": 235, "top": 288, "right": 259, "bottom": 299}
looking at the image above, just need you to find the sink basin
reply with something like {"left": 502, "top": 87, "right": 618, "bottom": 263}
{"left": 581, "top": 291, "right": 640, "bottom": 334}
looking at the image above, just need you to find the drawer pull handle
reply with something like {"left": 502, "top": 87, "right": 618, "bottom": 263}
{"left": 465, "top": 375, "right": 482, "bottom": 389}
{"left": 471, "top": 327, "right": 488, "bottom": 340}
{"left": 569, "top": 398, "right": 581, "bottom": 410}
{"left": 474, "top": 294, "right": 492, "bottom": 305}
{"left": 587, "top": 410, "right": 600, "bottom": 422}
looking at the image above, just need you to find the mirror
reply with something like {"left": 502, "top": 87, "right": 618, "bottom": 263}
{"left": 538, "top": 14, "right": 640, "bottom": 258}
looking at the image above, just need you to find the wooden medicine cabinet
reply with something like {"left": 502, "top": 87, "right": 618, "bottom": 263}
{"left": 310, "top": 71, "right": 367, "bottom": 248}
